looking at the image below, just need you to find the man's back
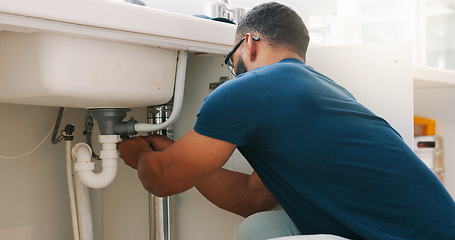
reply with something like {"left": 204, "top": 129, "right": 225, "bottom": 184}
{"left": 195, "top": 58, "right": 455, "bottom": 239}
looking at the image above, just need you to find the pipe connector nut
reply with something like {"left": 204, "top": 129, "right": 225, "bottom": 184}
{"left": 99, "top": 135, "right": 121, "bottom": 143}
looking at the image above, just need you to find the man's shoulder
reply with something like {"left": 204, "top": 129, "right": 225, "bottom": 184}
{"left": 216, "top": 71, "right": 262, "bottom": 92}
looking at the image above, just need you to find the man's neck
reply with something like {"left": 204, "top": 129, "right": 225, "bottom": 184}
{"left": 250, "top": 47, "right": 305, "bottom": 70}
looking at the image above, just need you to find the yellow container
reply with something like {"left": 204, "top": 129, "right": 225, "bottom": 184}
{"left": 414, "top": 116, "right": 436, "bottom": 135}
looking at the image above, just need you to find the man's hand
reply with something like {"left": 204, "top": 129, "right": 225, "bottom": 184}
{"left": 142, "top": 134, "right": 175, "bottom": 151}
{"left": 117, "top": 130, "right": 236, "bottom": 197}
{"left": 118, "top": 137, "right": 152, "bottom": 169}
{"left": 118, "top": 134, "right": 174, "bottom": 169}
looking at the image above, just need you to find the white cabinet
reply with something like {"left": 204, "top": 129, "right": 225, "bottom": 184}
{"left": 307, "top": 42, "right": 414, "bottom": 146}
{"left": 414, "top": 65, "right": 455, "bottom": 88}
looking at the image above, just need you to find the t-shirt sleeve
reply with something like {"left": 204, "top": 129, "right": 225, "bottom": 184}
{"left": 194, "top": 73, "right": 269, "bottom": 147}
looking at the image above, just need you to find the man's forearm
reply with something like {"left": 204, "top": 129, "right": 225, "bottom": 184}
{"left": 196, "top": 169, "right": 278, "bottom": 218}
{"left": 133, "top": 130, "right": 236, "bottom": 197}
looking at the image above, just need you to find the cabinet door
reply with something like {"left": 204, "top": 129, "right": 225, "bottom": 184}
{"left": 307, "top": 42, "right": 414, "bottom": 147}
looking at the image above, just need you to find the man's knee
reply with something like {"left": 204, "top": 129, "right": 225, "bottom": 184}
{"left": 238, "top": 212, "right": 266, "bottom": 240}
{"left": 238, "top": 210, "right": 300, "bottom": 240}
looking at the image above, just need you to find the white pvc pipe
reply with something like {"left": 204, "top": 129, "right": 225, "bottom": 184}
{"left": 134, "top": 50, "right": 188, "bottom": 133}
{"left": 74, "top": 170, "right": 94, "bottom": 240}
{"left": 66, "top": 140, "right": 80, "bottom": 240}
{"left": 72, "top": 135, "right": 120, "bottom": 189}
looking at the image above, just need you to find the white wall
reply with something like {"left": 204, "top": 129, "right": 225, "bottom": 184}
{"left": 307, "top": 42, "right": 414, "bottom": 146}
{"left": 0, "top": 104, "right": 151, "bottom": 240}
{"left": 0, "top": 104, "right": 84, "bottom": 239}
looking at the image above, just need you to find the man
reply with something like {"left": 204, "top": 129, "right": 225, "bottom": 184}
{"left": 118, "top": 2, "right": 455, "bottom": 240}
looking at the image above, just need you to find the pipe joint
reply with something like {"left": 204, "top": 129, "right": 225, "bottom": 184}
{"left": 99, "top": 150, "right": 119, "bottom": 160}
{"left": 99, "top": 135, "right": 121, "bottom": 144}
{"left": 88, "top": 108, "right": 135, "bottom": 135}
{"left": 114, "top": 117, "right": 137, "bottom": 136}
{"left": 72, "top": 139, "right": 119, "bottom": 189}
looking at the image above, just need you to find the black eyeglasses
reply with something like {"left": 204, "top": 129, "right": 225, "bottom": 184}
{"left": 224, "top": 35, "right": 260, "bottom": 76}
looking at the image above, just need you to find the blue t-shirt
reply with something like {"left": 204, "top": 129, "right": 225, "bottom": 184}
{"left": 194, "top": 58, "right": 455, "bottom": 239}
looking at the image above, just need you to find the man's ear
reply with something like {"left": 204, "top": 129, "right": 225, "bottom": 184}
{"left": 244, "top": 33, "right": 258, "bottom": 62}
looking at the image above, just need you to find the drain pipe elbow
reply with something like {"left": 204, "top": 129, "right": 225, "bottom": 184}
{"left": 134, "top": 50, "right": 188, "bottom": 133}
{"left": 72, "top": 135, "right": 120, "bottom": 189}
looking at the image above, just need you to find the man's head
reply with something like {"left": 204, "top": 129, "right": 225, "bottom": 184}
{"left": 237, "top": 2, "right": 309, "bottom": 59}
{"left": 225, "top": 2, "right": 310, "bottom": 76}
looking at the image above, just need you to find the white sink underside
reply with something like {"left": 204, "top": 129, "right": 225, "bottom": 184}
{"left": 0, "top": 31, "right": 178, "bottom": 108}
{"left": 0, "top": 0, "right": 236, "bottom": 108}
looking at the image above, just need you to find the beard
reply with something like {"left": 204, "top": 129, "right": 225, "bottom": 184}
{"left": 236, "top": 56, "right": 248, "bottom": 76}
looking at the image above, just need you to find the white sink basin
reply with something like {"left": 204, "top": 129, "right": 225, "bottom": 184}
{"left": 0, "top": 31, "right": 177, "bottom": 108}
{"left": 0, "top": 0, "right": 236, "bottom": 108}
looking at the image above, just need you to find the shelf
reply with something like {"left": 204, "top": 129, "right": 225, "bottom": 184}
{"left": 413, "top": 65, "right": 455, "bottom": 89}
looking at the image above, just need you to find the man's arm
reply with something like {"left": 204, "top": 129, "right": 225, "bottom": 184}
{"left": 119, "top": 129, "right": 236, "bottom": 196}
{"left": 196, "top": 169, "right": 279, "bottom": 218}
{"left": 118, "top": 130, "right": 278, "bottom": 217}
